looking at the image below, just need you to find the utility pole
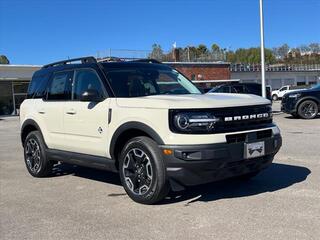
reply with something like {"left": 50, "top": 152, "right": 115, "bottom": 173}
{"left": 259, "top": 0, "right": 266, "bottom": 98}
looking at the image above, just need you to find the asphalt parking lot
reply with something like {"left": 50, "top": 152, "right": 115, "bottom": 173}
{"left": 1, "top": 102, "right": 319, "bottom": 240}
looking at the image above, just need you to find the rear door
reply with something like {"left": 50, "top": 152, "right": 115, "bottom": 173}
{"left": 38, "top": 70, "right": 73, "bottom": 149}
{"left": 63, "top": 67, "right": 110, "bottom": 157}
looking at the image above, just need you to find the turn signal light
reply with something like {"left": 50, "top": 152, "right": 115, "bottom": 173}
{"left": 163, "top": 149, "right": 173, "bottom": 155}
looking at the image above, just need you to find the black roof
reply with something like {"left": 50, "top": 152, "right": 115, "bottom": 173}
{"left": 100, "top": 61, "right": 170, "bottom": 70}
{"left": 35, "top": 57, "right": 169, "bottom": 76}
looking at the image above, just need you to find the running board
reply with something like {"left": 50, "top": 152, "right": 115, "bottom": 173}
{"left": 46, "top": 149, "right": 118, "bottom": 172}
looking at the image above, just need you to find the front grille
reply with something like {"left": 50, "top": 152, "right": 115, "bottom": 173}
{"left": 226, "top": 133, "right": 247, "bottom": 143}
{"left": 212, "top": 104, "right": 273, "bottom": 134}
{"left": 257, "top": 129, "right": 272, "bottom": 139}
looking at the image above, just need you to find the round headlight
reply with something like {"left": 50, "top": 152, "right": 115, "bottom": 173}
{"left": 176, "top": 114, "right": 189, "bottom": 129}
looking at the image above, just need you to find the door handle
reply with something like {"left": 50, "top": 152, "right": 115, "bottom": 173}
{"left": 66, "top": 109, "right": 77, "bottom": 115}
{"left": 38, "top": 109, "right": 45, "bottom": 114}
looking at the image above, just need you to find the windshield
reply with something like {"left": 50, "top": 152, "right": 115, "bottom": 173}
{"left": 311, "top": 83, "right": 320, "bottom": 89}
{"left": 104, "top": 66, "right": 201, "bottom": 97}
{"left": 208, "top": 86, "right": 220, "bottom": 93}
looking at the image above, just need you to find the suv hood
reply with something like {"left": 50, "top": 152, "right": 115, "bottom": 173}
{"left": 116, "top": 93, "right": 271, "bottom": 109}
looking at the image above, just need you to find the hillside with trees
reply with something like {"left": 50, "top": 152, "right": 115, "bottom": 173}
{"left": 149, "top": 43, "right": 320, "bottom": 64}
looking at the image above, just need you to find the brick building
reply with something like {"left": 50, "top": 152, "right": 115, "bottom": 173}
{"left": 166, "top": 62, "right": 231, "bottom": 81}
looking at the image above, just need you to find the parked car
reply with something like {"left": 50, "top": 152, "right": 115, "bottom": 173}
{"left": 207, "top": 83, "right": 272, "bottom": 100}
{"left": 271, "top": 85, "right": 303, "bottom": 101}
{"left": 20, "top": 57, "right": 282, "bottom": 204}
{"left": 281, "top": 84, "right": 320, "bottom": 119}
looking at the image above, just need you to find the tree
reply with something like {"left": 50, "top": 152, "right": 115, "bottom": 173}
{"left": 298, "top": 44, "right": 310, "bottom": 54}
{"left": 0, "top": 55, "right": 10, "bottom": 64}
{"left": 277, "top": 44, "right": 290, "bottom": 59}
{"left": 149, "top": 44, "right": 164, "bottom": 60}
{"left": 309, "top": 43, "right": 320, "bottom": 53}
{"left": 197, "top": 44, "right": 209, "bottom": 55}
{"left": 211, "top": 43, "right": 220, "bottom": 53}
{"left": 211, "top": 43, "right": 224, "bottom": 60}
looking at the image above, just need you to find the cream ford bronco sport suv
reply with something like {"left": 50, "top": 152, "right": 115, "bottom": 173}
{"left": 20, "top": 57, "right": 282, "bottom": 204}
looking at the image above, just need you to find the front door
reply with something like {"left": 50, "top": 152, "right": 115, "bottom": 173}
{"left": 63, "top": 68, "right": 110, "bottom": 157}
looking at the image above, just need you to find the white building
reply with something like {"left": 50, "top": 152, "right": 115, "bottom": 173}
{"left": 231, "top": 64, "right": 320, "bottom": 89}
{"left": 0, "top": 64, "right": 41, "bottom": 115}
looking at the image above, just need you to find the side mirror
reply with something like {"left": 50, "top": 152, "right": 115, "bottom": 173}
{"left": 80, "top": 89, "right": 102, "bottom": 102}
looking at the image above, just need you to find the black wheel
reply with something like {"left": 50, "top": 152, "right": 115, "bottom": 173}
{"left": 298, "top": 100, "right": 318, "bottom": 119}
{"left": 119, "top": 136, "right": 169, "bottom": 204}
{"left": 272, "top": 94, "right": 278, "bottom": 101}
{"left": 24, "top": 131, "right": 53, "bottom": 177}
{"left": 237, "top": 171, "right": 260, "bottom": 181}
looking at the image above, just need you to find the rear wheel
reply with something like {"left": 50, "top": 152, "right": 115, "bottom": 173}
{"left": 298, "top": 100, "right": 318, "bottom": 119}
{"left": 119, "top": 136, "right": 169, "bottom": 204}
{"left": 24, "top": 131, "right": 53, "bottom": 177}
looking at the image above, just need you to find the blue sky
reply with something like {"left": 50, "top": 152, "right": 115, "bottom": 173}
{"left": 0, "top": 0, "right": 319, "bottom": 65}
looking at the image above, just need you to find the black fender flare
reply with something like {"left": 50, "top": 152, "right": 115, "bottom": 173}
{"left": 295, "top": 96, "right": 320, "bottom": 110}
{"left": 109, "top": 121, "right": 164, "bottom": 159}
{"left": 21, "top": 119, "right": 46, "bottom": 147}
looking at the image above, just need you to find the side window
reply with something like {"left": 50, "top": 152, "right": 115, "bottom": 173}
{"left": 231, "top": 85, "right": 244, "bottom": 93}
{"left": 27, "top": 73, "right": 50, "bottom": 99}
{"left": 47, "top": 71, "right": 73, "bottom": 100}
{"left": 73, "top": 69, "right": 105, "bottom": 100}
{"left": 216, "top": 86, "right": 229, "bottom": 93}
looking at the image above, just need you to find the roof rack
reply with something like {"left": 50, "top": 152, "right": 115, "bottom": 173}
{"left": 131, "top": 59, "right": 162, "bottom": 64}
{"left": 97, "top": 57, "right": 123, "bottom": 63}
{"left": 97, "top": 57, "right": 162, "bottom": 64}
{"left": 42, "top": 56, "right": 97, "bottom": 68}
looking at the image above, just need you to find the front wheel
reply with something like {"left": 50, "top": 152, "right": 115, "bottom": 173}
{"left": 298, "top": 100, "right": 319, "bottom": 119}
{"left": 119, "top": 136, "right": 169, "bottom": 204}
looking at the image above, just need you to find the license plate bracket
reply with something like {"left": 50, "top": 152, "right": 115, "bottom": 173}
{"left": 244, "top": 141, "right": 265, "bottom": 159}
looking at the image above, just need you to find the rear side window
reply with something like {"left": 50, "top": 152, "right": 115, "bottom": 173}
{"left": 215, "top": 86, "right": 230, "bottom": 93}
{"left": 231, "top": 85, "right": 245, "bottom": 93}
{"left": 245, "top": 85, "right": 261, "bottom": 96}
{"left": 27, "top": 73, "right": 50, "bottom": 99}
{"left": 47, "top": 71, "right": 73, "bottom": 100}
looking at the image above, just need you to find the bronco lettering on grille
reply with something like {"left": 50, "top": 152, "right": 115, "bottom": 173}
{"left": 224, "top": 113, "right": 270, "bottom": 122}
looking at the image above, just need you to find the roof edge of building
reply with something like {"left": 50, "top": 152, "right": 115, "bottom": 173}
{"left": 0, "top": 64, "right": 42, "bottom": 68}
{"left": 164, "top": 61, "right": 230, "bottom": 65}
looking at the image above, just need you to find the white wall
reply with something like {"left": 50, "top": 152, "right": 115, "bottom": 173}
{"left": 231, "top": 71, "right": 320, "bottom": 89}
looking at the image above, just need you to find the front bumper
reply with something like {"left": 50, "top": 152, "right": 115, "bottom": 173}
{"left": 160, "top": 132, "right": 282, "bottom": 187}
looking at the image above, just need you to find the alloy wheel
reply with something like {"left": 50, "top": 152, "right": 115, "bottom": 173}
{"left": 301, "top": 102, "right": 317, "bottom": 118}
{"left": 122, "top": 148, "right": 153, "bottom": 195}
{"left": 25, "top": 138, "right": 41, "bottom": 174}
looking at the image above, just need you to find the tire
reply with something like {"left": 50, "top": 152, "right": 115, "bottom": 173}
{"left": 119, "top": 136, "right": 169, "bottom": 204}
{"left": 272, "top": 94, "right": 278, "bottom": 101}
{"left": 297, "top": 100, "right": 319, "bottom": 119}
{"left": 236, "top": 171, "right": 260, "bottom": 181}
{"left": 23, "top": 131, "right": 53, "bottom": 177}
